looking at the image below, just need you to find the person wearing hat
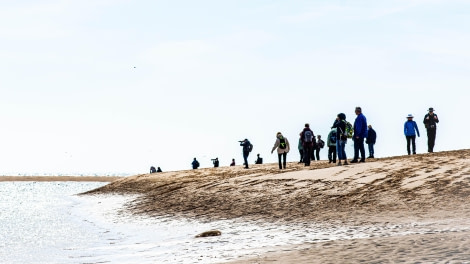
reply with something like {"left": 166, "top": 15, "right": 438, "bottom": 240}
{"left": 271, "top": 132, "right": 290, "bottom": 169}
{"left": 423, "top": 107, "right": 439, "bottom": 153}
{"left": 404, "top": 114, "right": 420, "bottom": 155}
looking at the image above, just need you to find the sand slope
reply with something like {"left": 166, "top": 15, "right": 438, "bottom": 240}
{"left": 85, "top": 149, "right": 470, "bottom": 223}
{"left": 83, "top": 149, "right": 470, "bottom": 263}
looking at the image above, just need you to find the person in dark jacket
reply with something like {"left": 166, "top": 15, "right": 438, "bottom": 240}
{"left": 366, "top": 124, "right": 377, "bottom": 159}
{"left": 423, "top": 107, "right": 439, "bottom": 153}
{"left": 404, "top": 114, "right": 420, "bottom": 155}
{"left": 297, "top": 137, "right": 304, "bottom": 163}
{"left": 212, "top": 157, "right": 219, "bottom": 167}
{"left": 157, "top": 167, "right": 162, "bottom": 172}
{"left": 300, "top": 123, "right": 314, "bottom": 166}
{"left": 332, "top": 113, "right": 348, "bottom": 166}
{"left": 239, "top": 139, "right": 252, "bottom": 169}
{"left": 351, "top": 106, "right": 368, "bottom": 163}
{"left": 255, "top": 153, "right": 263, "bottom": 164}
{"left": 191, "top": 158, "right": 200, "bottom": 169}
{"left": 314, "top": 135, "right": 324, "bottom": 161}
{"left": 326, "top": 128, "right": 337, "bottom": 164}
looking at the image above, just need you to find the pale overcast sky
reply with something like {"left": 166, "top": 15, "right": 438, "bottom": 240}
{"left": 0, "top": 0, "right": 468, "bottom": 175}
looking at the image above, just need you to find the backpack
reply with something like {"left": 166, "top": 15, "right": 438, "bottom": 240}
{"left": 248, "top": 143, "right": 253, "bottom": 152}
{"left": 317, "top": 139, "right": 325, "bottom": 149}
{"left": 330, "top": 131, "right": 337, "bottom": 144}
{"left": 343, "top": 120, "right": 353, "bottom": 138}
{"left": 279, "top": 137, "right": 287, "bottom": 149}
{"left": 304, "top": 130, "right": 313, "bottom": 142}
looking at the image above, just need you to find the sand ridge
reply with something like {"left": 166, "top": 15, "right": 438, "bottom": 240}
{"left": 83, "top": 149, "right": 470, "bottom": 224}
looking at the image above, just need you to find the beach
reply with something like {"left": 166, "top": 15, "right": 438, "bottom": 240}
{"left": 80, "top": 149, "right": 470, "bottom": 263}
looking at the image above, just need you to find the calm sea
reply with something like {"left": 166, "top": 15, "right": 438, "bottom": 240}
{"left": 2, "top": 181, "right": 468, "bottom": 264}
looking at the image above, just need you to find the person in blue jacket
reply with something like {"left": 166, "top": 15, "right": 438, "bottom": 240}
{"left": 351, "top": 107, "right": 368, "bottom": 163}
{"left": 404, "top": 114, "right": 420, "bottom": 155}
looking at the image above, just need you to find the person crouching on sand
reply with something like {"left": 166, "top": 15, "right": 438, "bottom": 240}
{"left": 271, "top": 132, "right": 290, "bottom": 169}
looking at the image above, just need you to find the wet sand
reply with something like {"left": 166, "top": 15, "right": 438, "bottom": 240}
{"left": 81, "top": 149, "right": 470, "bottom": 262}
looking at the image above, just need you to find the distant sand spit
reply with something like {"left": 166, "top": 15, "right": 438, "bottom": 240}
{"left": 0, "top": 176, "right": 122, "bottom": 182}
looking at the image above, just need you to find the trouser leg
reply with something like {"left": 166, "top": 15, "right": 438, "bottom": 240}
{"left": 411, "top": 135, "right": 416, "bottom": 154}
{"left": 406, "top": 136, "right": 411, "bottom": 155}
{"left": 282, "top": 152, "right": 287, "bottom": 168}
{"left": 243, "top": 152, "right": 249, "bottom": 168}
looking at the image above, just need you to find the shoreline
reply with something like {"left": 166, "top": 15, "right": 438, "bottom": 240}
{"left": 6, "top": 149, "right": 470, "bottom": 263}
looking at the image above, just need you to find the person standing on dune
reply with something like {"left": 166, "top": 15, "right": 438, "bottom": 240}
{"left": 332, "top": 113, "right": 348, "bottom": 166}
{"left": 239, "top": 139, "right": 253, "bottom": 169}
{"left": 300, "top": 123, "right": 314, "bottom": 166}
{"left": 351, "top": 107, "right": 368, "bottom": 163}
{"left": 423, "top": 107, "right": 439, "bottom": 153}
{"left": 271, "top": 132, "right": 290, "bottom": 169}
{"left": 404, "top": 114, "right": 420, "bottom": 155}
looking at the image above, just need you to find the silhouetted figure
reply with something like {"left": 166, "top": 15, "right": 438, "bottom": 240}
{"left": 239, "top": 139, "right": 253, "bottom": 169}
{"left": 157, "top": 167, "right": 162, "bottom": 172}
{"left": 255, "top": 153, "right": 263, "bottom": 164}
{"left": 212, "top": 158, "right": 219, "bottom": 168}
{"left": 230, "top": 159, "right": 235, "bottom": 166}
{"left": 423, "top": 107, "right": 439, "bottom": 153}
{"left": 404, "top": 114, "right": 420, "bottom": 155}
{"left": 192, "top": 158, "right": 200, "bottom": 169}
{"left": 366, "top": 124, "right": 377, "bottom": 158}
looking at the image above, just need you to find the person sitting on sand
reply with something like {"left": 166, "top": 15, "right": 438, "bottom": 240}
{"left": 192, "top": 158, "right": 200, "bottom": 169}
{"left": 157, "top": 167, "right": 162, "bottom": 172}
{"left": 255, "top": 153, "right": 263, "bottom": 164}
{"left": 230, "top": 159, "right": 235, "bottom": 166}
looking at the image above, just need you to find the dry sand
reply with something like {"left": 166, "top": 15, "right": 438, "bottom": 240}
{"left": 82, "top": 149, "right": 470, "bottom": 263}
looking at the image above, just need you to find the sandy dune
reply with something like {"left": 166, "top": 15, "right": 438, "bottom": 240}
{"left": 83, "top": 149, "right": 470, "bottom": 263}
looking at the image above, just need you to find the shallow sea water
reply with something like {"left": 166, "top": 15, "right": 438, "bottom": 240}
{"left": 1, "top": 181, "right": 469, "bottom": 264}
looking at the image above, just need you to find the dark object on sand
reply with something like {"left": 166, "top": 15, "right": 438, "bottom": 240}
{"left": 195, "top": 230, "right": 222, "bottom": 238}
